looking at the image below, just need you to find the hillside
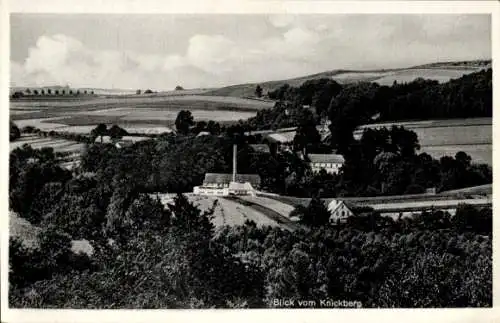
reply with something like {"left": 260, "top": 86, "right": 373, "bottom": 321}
{"left": 204, "top": 59, "right": 491, "bottom": 98}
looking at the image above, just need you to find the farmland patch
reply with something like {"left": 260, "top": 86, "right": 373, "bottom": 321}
{"left": 356, "top": 118, "right": 492, "bottom": 165}
{"left": 373, "top": 68, "right": 475, "bottom": 85}
{"left": 156, "top": 194, "right": 281, "bottom": 228}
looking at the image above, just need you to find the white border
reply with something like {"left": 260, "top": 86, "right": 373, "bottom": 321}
{"left": 1, "top": 1, "right": 499, "bottom": 323}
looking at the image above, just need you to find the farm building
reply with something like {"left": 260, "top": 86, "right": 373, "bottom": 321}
{"left": 264, "top": 131, "right": 295, "bottom": 152}
{"left": 307, "top": 154, "right": 345, "bottom": 174}
{"left": 193, "top": 145, "right": 261, "bottom": 196}
{"left": 327, "top": 199, "right": 355, "bottom": 224}
{"left": 249, "top": 144, "right": 271, "bottom": 154}
{"left": 94, "top": 136, "right": 149, "bottom": 148}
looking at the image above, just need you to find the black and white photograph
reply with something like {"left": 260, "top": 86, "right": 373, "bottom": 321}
{"left": 3, "top": 1, "right": 496, "bottom": 317}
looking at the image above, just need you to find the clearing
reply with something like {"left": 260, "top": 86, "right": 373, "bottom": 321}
{"left": 155, "top": 193, "right": 290, "bottom": 229}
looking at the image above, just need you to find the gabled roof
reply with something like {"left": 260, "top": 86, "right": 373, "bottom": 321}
{"left": 327, "top": 199, "right": 354, "bottom": 214}
{"left": 307, "top": 154, "right": 345, "bottom": 164}
{"left": 249, "top": 144, "right": 271, "bottom": 154}
{"left": 204, "top": 173, "right": 261, "bottom": 187}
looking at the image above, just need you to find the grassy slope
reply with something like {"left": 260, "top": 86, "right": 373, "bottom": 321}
{"left": 204, "top": 60, "right": 491, "bottom": 98}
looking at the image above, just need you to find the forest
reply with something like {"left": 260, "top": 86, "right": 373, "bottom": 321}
{"left": 9, "top": 123, "right": 492, "bottom": 308}
{"left": 9, "top": 143, "right": 492, "bottom": 307}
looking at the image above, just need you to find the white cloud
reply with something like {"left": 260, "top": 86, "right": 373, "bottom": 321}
{"left": 10, "top": 15, "right": 491, "bottom": 90}
{"left": 186, "top": 34, "right": 236, "bottom": 74}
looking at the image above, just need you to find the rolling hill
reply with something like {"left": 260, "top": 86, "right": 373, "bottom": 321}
{"left": 203, "top": 59, "right": 491, "bottom": 98}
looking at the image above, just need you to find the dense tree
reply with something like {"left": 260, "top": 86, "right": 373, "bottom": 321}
{"left": 298, "top": 195, "right": 330, "bottom": 227}
{"left": 90, "top": 124, "right": 108, "bottom": 143}
{"left": 292, "top": 110, "right": 321, "bottom": 154}
{"left": 10, "top": 121, "right": 21, "bottom": 141}
{"left": 175, "top": 110, "right": 195, "bottom": 135}
{"left": 255, "top": 85, "right": 263, "bottom": 98}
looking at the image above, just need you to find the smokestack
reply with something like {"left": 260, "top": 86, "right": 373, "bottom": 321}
{"left": 232, "top": 144, "right": 237, "bottom": 182}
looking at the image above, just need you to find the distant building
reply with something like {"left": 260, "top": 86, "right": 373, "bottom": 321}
{"left": 114, "top": 140, "right": 134, "bottom": 149}
{"left": 327, "top": 199, "right": 354, "bottom": 224}
{"left": 94, "top": 136, "right": 147, "bottom": 148}
{"left": 249, "top": 144, "right": 271, "bottom": 154}
{"left": 196, "top": 131, "right": 211, "bottom": 137}
{"left": 425, "top": 187, "right": 437, "bottom": 195}
{"left": 264, "top": 132, "right": 295, "bottom": 152}
{"left": 193, "top": 145, "right": 261, "bottom": 196}
{"left": 307, "top": 154, "right": 345, "bottom": 174}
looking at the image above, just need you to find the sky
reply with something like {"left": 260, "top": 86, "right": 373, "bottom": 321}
{"left": 10, "top": 14, "right": 491, "bottom": 90}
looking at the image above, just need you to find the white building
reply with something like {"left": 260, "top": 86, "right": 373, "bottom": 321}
{"left": 327, "top": 199, "right": 354, "bottom": 224}
{"left": 193, "top": 173, "right": 261, "bottom": 196}
{"left": 193, "top": 145, "right": 261, "bottom": 196}
{"left": 307, "top": 154, "right": 345, "bottom": 174}
{"left": 94, "top": 135, "right": 148, "bottom": 148}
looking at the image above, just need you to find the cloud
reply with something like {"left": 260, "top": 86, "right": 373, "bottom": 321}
{"left": 10, "top": 15, "right": 491, "bottom": 90}
{"left": 268, "top": 15, "right": 295, "bottom": 28}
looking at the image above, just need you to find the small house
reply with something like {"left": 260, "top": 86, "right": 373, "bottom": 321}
{"left": 327, "top": 199, "right": 355, "bottom": 224}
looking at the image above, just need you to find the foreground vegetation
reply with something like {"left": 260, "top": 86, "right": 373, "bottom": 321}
{"left": 9, "top": 182, "right": 492, "bottom": 308}
{"left": 9, "top": 124, "right": 492, "bottom": 308}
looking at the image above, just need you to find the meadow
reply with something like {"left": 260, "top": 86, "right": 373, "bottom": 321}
{"left": 356, "top": 118, "right": 492, "bottom": 165}
{"left": 372, "top": 68, "right": 478, "bottom": 86}
{"left": 206, "top": 65, "right": 486, "bottom": 98}
{"left": 10, "top": 134, "right": 84, "bottom": 169}
{"left": 10, "top": 94, "right": 272, "bottom": 135}
{"left": 10, "top": 134, "right": 84, "bottom": 153}
{"left": 156, "top": 194, "right": 283, "bottom": 228}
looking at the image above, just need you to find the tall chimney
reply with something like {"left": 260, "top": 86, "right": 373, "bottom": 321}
{"left": 232, "top": 144, "right": 237, "bottom": 182}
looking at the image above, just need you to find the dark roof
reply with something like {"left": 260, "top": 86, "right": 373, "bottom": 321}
{"left": 307, "top": 154, "right": 345, "bottom": 164}
{"left": 204, "top": 173, "right": 261, "bottom": 187}
{"left": 249, "top": 144, "right": 271, "bottom": 153}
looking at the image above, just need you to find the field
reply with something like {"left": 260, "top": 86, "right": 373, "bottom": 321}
{"left": 205, "top": 62, "right": 489, "bottom": 98}
{"left": 10, "top": 94, "right": 274, "bottom": 135}
{"left": 10, "top": 134, "right": 84, "bottom": 169}
{"left": 10, "top": 134, "right": 84, "bottom": 153}
{"left": 237, "top": 195, "right": 296, "bottom": 219}
{"left": 372, "top": 68, "right": 478, "bottom": 86}
{"left": 156, "top": 194, "right": 283, "bottom": 229}
{"left": 356, "top": 118, "right": 492, "bottom": 165}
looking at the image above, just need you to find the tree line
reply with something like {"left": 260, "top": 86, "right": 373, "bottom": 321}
{"left": 11, "top": 88, "right": 95, "bottom": 99}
